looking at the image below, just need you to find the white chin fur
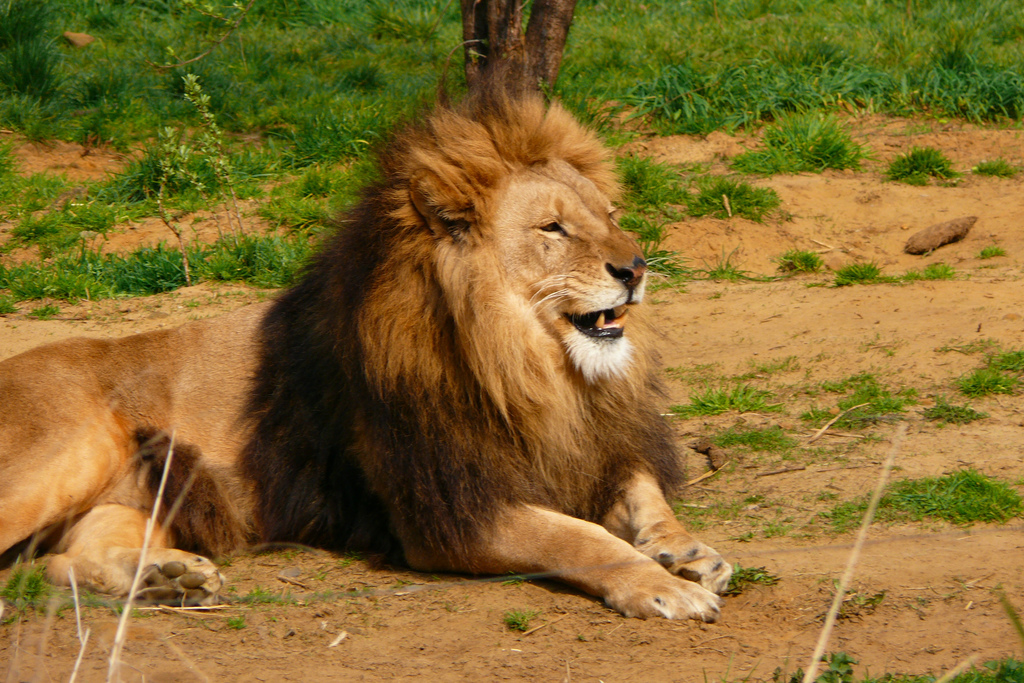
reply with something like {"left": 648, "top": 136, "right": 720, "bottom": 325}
{"left": 565, "top": 330, "right": 634, "bottom": 383}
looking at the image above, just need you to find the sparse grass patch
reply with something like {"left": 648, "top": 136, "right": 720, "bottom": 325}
{"left": 902, "top": 262, "right": 957, "bottom": 281}
{"left": 922, "top": 397, "right": 988, "bottom": 425}
{"left": 2, "top": 564, "right": 51, "bottom": 618}
{"left": 731, "top": 112, "right": 867, "bottom": 175}
{"left": 974, "top": 159, "right": 1018, "bottom": 178}
{"left": 684, "top": 176, "right": 780, "bottom": 222}
{"left": 958, "top": 367, "right": 1019, "bottom": 397}
{"left": 723, "top": 565, "right": 780, "bottom": 596}
{"left": 502, "top": 608, "right": 539, "bottom": 632}
{"left": 713, "top": 426, "right": 797, "bottom": 453}
{"left": 834, "top": 262, "right": 889, "bottom": 286}
{"left": 803, "top": 373, "right": 916, "bottom": 429}
{"left": 886, "top": 147, "right": 960, "bottom": 185}
{"left": 0, "top": 295, "right": 17, "bottom": 314}
{"left": 979, "top": 245, "right": 1007, "bottom": 259}
{"left": 226, "top": 615, "right": 247, "bottom": 630}
{"left": 673, "top": 384, "right": 780, "bottom": 418}
{"left": 238, "top": 585, "right": 295, "bottom": 606}
{"left": 698, "top": 250, "right": 755, "bottom": 281}
{"left": 989, "top": 349, "right": 1024, "bottom": 374}
{"left": 823, "top": 470, "right": 1024, "bottom": 533}
{"left": 776, "top": 249, "right": 822, "bottom": 274}
{"left": 27, "top": 303, "right": 59, "bottom": 320}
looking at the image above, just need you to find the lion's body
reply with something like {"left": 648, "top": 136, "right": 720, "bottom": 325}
{"left": 0, "top": 89, "right": 730, "bottom": 619}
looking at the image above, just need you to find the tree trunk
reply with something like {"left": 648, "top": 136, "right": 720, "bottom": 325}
{"left": 460, "top": 0, "right": 578, "bottom": 93}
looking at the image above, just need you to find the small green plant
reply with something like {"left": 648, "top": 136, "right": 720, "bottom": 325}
{"left": 699, "top": 250, "right": 754, "bottom": 281}
{"left": 833, "top": 262, "right": 887, "bottom": 286}
{"left": 732, "top": 112, "right": 867, "bottom": 175}
{"left": 958, "top": 368, "right": 1019, "bottom": 397}
{"left": 804, "top": 373, "right": 916, "bottom": 429}
{"left": 723, "top": 565, "right": 780, "bottom": 596}
{"left": 685, "top": 176, "right": 780, "bottom": 222}
{"left": 886, "top": 147, "right": 960, "bottom": 185}
{"left": 776, "top": 651, "right": 857, "bottom": 683}
{"left": 0, "top": 296, "right": 17, "bottom": 314}
{"left": 502, "top": 608, "right": 539, "bottom": 632}
{"left": 902, "top": 262, "right": 957, "bottom": 281}
{"left": 823, "top": 470, "right": 1023, "bottom": 533}
{"left": 776, "top": 249, "right": 822, "bottom": 274}
{"left": 922, "top": 397, "right": 988, "bottom": 425}
{"left": 673, "top": 384, "right": 779, "bottom": 417}
{"left": 226, "top": 615, "right": 247, "bottom": 630}
{"left": 2, "top": 564, "right": 51, "bottom": 616}
{"left": 989, "top": 349, "right": 1024, "bottom": 374}
{"left": 27, "top": 303, "right": 60, "bottom": 320}
{"left": 978, "top": 245, "right": 1007, "bottom": 259}
{"left": 973, "top": 159, "right": 1018, "bottom": 178}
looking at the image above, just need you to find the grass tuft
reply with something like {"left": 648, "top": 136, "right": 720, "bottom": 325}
{"left": 886, "top": 147, "right": 960, "bottom": 185}
{"left": 973, "top": 159, "right": 1018, "bottom": 178}
{"left": 958, "top": 368, "right": 1019, "bottom": 397}
{"left": 776, "top": 249, "right": 822, "bottom": 274}
{"left": 684, "top": 176, "right": 780, "bottom": 222}
{"left": 723, "top": 565, "right": 780, "bottom": 596}
{"left": 922, "top": 397, "right": 988, "bottom": 425}
{"left": 834, "top": 262, "right": 885, "bottom": 286}
{"left": 713, "top": 426, "right": 797, "bottom": 453}
{"left": 732, "top": 112, "right": 867, "bottom": 175}
{"left": 978, "top": 245, "right": 1006, "bottom": 259}
{"left": 824, "top": 470, "right": 1024, "bottom": 533}
{"left": 2, "top": 564, "right": 51, "bottom": 618}
{"left": 673, "top": 384, "right": 780, "bottom": 418}
{"left": 502, "top": 608, "right": 539, "bottom": 632}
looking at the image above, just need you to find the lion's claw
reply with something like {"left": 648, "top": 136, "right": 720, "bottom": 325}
{"left": 637, "top": 535, "right": 732, "bottom": 595}
{"left": 134, "top": 555, "right": 224, "bottom": 606}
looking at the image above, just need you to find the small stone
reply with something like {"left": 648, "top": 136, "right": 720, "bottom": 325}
{"left": 62, "top": 31, "right": 95, "bottom": 48}
{"left": 904, "top": 216, "right": 977, "bottom": 254}
{"left": 1004, "top": 313, "right": 1021, "bottom": 321}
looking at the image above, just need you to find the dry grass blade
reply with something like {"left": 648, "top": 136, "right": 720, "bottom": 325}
{"left": 522, "top": 613, "right": 568, "bottom": 636}
{"left": 107, "top": 431, "right": 176, "bottom": 683}
{"left": 807, "top": 403, "right": 869, "bottom": 444}
{"left": 802, "top": 423, "right": 906, "bottom": 683}
{"left": 933, "top": 655, "right": 978, "bottom": 683}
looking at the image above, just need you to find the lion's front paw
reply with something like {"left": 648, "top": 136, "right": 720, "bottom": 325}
{"left": 636, "top": 534, "right": 732, "bottom": 595}
{"left": 135, "top": 552, "right": 225, "bottom": 606}
{"left": 605, "top": 565, "right": 723, "bottom": 622}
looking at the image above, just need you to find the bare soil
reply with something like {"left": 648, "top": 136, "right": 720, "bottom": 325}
{"left": 3, "top": 118, "right": 1023, "bottom": 682}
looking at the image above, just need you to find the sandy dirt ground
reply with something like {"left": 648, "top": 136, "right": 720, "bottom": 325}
{"left": 2, "top": 118, "right": 1023, "bottom": 682}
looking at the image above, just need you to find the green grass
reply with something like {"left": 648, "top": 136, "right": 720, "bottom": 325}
{"left": 776, "top": 249, "right": 822, "bottom": 274}
{"left": 617, "top": 155, "right": 687, "bottom": 210}
{"left": 834, "top": 262, "right": 887, "bottom": 286}
{"left": 502, "top": 608, "right": 539, "bottom": 632}
{"left": 0, "top": 234, "right": 312, "bottom": 302}
{"left": 974, "top": 159, "right": 1018, "bottom": 178}
{"left": 0, "top": 295, "right": 17, "bottom": 314}
{"left": 723, "top": 565, "right": 780, "bottom": 596}
{"left": 803, "top": 373, "right": 916, "bottom": 429}
{"left": 979, "top": 245, "right": 1007, "bottom": 259}
{"left": 684, "top": 176, "right": 780, "bottom": 222}
{"left": 27, "top": 303, "right": 59, "bottom": 320}
{"left": 713, "top": 426, "right": 797, "bottom": 453}
{"left": 823, "top": 470, "right": 1024, "bottom": 533}
{"left": 673, "top": 384, "right": 780, "bottom": 418}
{"left": 902, "top": 262, "right": 957, "bottom": 281}
{"left": 886, "top": 147, "right": 961, "bottom": 185}
{"left": 698, "top": 250, "right": 755, "bottom": 281}
{"left": 958, "top": 367, "right": 1019, "bottom": 397}
{"left": 226, "top": 615, "right": 247, "bottom": 630}
{"left": 2, "top": 564, "right": 51, "bottom": 619}
{"left": 922, "top": 397, "right": 988, "bottom": 425}
{"left": 731, "top": 112, "right": 867, "bottom": 175}
{"left": 989, "top": 349, "right": 1024, "bottom": 374}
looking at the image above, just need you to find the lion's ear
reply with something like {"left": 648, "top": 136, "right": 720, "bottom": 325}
{"left": 409, "top": 170, "right": 473, "bottom": 239}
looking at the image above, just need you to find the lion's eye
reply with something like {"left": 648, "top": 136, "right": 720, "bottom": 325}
{"left": 540, "top": 222, "right": 567, "bottom": 236}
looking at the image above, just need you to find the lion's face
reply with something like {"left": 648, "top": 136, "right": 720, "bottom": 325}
{"left": 489, "top": 160, "right": 647, "bottom": 383}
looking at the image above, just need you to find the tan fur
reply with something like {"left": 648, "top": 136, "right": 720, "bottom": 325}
{"left": 0, "top": 91, "right": 730, "bottom": 620}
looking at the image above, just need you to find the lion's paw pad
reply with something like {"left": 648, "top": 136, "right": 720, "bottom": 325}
{"left": 135, "top": 557, "right": 224, "bottom": 606}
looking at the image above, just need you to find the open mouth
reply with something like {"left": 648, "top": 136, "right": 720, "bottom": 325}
{"left": 566, "top": 305, "right": 629, "bottom": 339}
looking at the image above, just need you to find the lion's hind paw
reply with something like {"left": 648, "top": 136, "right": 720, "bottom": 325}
{"left": 134, "top": 554, "right": 225, "bottom": 606}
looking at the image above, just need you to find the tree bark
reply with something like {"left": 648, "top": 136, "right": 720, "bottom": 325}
{"left": 460, "top": 0, "right": 578, "bottom": 93}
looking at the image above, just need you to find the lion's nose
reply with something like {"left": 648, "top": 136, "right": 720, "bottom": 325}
{"left": 606, "top": 256, "right": 647, "bottom": 288}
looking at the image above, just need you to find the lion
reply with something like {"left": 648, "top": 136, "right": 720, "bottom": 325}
{"left": 0, "top": 87, "right": 731, "bottom": 621}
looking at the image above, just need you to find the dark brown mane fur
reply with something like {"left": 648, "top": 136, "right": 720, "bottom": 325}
{"left": 241, "top": 87, "right": 684, "bottom": 565}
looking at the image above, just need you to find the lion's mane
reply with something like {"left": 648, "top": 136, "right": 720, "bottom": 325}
{"left": 241, "top": 88, "right": 684, "bottom": 563}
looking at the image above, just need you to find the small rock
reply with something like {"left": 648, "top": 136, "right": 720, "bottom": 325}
{"left": 904, "top": 216, "right": 977, "bottom": 255}
{"left": 62, "top": 31, "right": 95, "bottom": 48}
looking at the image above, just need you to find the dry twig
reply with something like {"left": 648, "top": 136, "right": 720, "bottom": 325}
{"left": 802, "top": 424, "right": 906, "bottom": 683}
{"left": 522, "top": 613, "right": 568, "bottom": 636}
{"left": 807, "top": 403, "right": 869, "bottom": 444}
